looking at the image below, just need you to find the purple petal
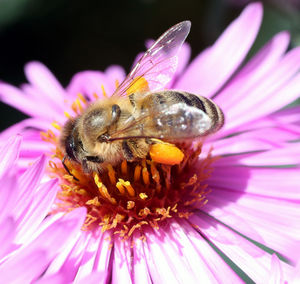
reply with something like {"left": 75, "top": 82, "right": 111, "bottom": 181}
{"left": 24, "top": 61, "right": 66, "bottom": 104}
{"left": 112, "top": 239, "right": 133, "bottom": 284}
{"left": 215, "top": 31, "right": 290, "bottom": 112}
{"left": 15, "top": 179, "right": 59, "bottom": 243}
{"left": 175, "top": 2, "right": 263, "bottom": 96}
{"left": 0, "top": 135, "right": 22, "bottom": 178}
{"left": 191, "top": 212, "right": 294, "bottom": 282}
{"left": 143, "top": 221, "right": 242, "bottom": 283}
{"left": 0, "top": 217, "right": 16, "bottom": 259}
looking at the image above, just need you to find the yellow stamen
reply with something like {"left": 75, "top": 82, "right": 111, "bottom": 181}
{"left": 118, "top": 179, "right": 135, "bottom": 197}
{"left": 115, "top": 79, "right": 120, "bottom": 88}
{"left": 51, "top": 121, "right": 61, "bottom": 130}
{"left": 77, "top": 93, "right": 87, "bottom": 105}
{"left": 64, "top": 111, "right": 72, "bottom": 119}
{"left": 116, "top": 180, "right": 126, "bottom": 195}
{"left": 86, "top": 197, "right": 100, "bottom": 206}
{"left": 139, "top": 193, "right": 148, "bottom": 200}
{"left": 134, "top": 165, "right": 141, "bottom": 182}
{"left": 150, "top": 161, "right": 161, "bottom": 193}
{"left": 94, "top": 174, "right": 116, "bottom": 204}
{"left": 142, "top": 160, "right": 150, "bottom": 185}
{"left": 107, "top": 164, "right": 116, "bottom": 185}
{"left": 121, "top": 160, "right": 127, "bottom": 176}
{"left": 101, "top": 85, "right": 107, "bottom": 98}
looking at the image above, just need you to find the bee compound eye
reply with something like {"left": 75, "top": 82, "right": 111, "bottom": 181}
{"left": 97, "top": 132, "right": 110, "bottom": 143}
{"left": 65, "top": 135, "right": 77, "bottom": 161}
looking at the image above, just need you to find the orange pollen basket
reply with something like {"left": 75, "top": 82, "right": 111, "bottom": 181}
{"left": 41, "top": 92, "right": 217, "bottom": 239}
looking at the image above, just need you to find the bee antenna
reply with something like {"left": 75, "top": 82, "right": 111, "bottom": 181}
{"left": 62, "top": 155, "right": 79, "bottom": 181}
{"left": 108, "top": 135, "right": 156, "bottom": 141}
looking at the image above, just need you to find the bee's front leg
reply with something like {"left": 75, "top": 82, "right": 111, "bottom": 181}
{"left": 82, "top": 156, "right": 104, "bottom": 173}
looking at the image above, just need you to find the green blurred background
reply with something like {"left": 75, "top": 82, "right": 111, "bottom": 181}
{"left": 0, "top": 0, "right": 299, "bottom": 130}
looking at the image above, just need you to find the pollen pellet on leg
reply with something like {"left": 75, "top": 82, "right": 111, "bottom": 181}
{"left": 150, "top": 143, "right": 184, "bottom": 165}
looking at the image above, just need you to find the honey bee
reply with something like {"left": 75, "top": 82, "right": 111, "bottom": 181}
{"left": 60, "top": 21, "right": 224, "bottom": 175}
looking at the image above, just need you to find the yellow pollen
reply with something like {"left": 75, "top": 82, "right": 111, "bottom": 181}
{"left": 64, "top": 111, "right": 72, "bottom": 119}
{"left": 115, "top": 79, "right": 120, "bottom": 88}
{"left": 77, "top": 93, "right": 87, "bottom": 104}
{"left": 127, "top": 201, "right": 135, "bottom": 210}
{"left": 101, "top": 85, "right": 107, "bottom": 98}
{"left": 118, "top": 179, "right": 135, "bottom": 197}
{"left": 51, "top": 121, "right": 61, "bottom": 130}
{"left": 93, "top": 93, "right": 99, "bottom": 99}
{"left": 86, "top": 197, "right": 101, "bottom": 206}
{"left": 139, "top": 193, "right": 148, "bottom": 200}
{"left": 94, "top": 174, "right": 117, "bottom": 204}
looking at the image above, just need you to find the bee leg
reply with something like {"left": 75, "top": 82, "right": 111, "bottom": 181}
{"left": 122, "top": 140, "right": 134, "bottom": 161}
{"left": 86, "top": 156, "right": 104, "bottom": 163}
{"left": 82, "top": 156, "right": 104, "bottom": 173}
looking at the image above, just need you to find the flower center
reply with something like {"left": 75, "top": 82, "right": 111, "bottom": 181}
{"left": 41, "top": 94, "right": 217, "bottom": 239}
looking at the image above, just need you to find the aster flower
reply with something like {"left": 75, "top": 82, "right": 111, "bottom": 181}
{"left": 0, "top": 2, "right": 300, "bottom": 283}
{"left": 0, "top": 135, "right": 86, "bottom": 283}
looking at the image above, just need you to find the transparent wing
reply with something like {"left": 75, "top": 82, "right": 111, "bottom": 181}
{"left": 111, "top": 21, "right": 191, "bottom": 97}
{"left": 109, "top": 102, "right": 212, "bottom": 141}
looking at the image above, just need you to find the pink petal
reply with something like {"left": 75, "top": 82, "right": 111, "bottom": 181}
{"left": 67, "top": 68, "right": 123, "bottom": 100}
{"left": 214, "top": 144, "right": 300, "bottom": 166}
{"left": 74, "top": 272, "right": 106, "bottom": 284}
{"left": 208, "top": 166, "right": 300, "bottom": 199}
{"left": 0, "top": 250, "right": 49, "bottom": 284}
{"left": 35, "top": 273, "right": 66, "bottom": 284}
{"left": 132, "top": 233, "right": 152, "bottom": 284}
{"left": 192, "top": 212, "right": 294, "bottom": 282}
{"left": 112, "top": 239, "right": 133, "bottom": 284}
{"left": 73, "top": 234, "right": 108, "bottom": 281}
{"left": 15, "top": 179, "right": 59, "bottom": 243}
{"left": 0, "top": 208, "right": 86, "bottom": 283}
{"left": 24, "top": 61, "right": 66, "bottom": 104}
{"left": 268, "top": 254, "right": 284, "bottom": 284}
{"left": 203, "top": 190, "right": 300, "bottom": 261}
{"left": 215, "top": 31, "right": 290, "bottom": 112}
{"left": 0, "top": 135, "right": 22, "bottom": 178}
{"left": 14, "top": 155, "right": 46, "bottom": 215}
{"left": 0, "top": 217, "right": 16, "bottom": 259}
{"left": 175, "top": 2, "right": 263, "bottom": 96}
{"left": 105, "top": 65, "right": 126, "bottom": 86}
{"left": 0, "top": 83, "right": 51, "bottom": 118}
{"left": 222, "top": 47, "right": 300, "bottom": 132}
{"left": 144, "top": 222, "right": 242, "bottom": 283}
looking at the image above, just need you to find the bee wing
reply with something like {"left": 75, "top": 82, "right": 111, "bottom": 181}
{"left": 111, "top": 21, "right": 191, "bottom": 97}
{"left": 109, "top": 102, "right": 212, "bottom": 141}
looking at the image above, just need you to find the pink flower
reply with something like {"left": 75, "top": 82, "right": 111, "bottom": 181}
{"left": 0, "top": 2, "right": 299, "bottom": 283}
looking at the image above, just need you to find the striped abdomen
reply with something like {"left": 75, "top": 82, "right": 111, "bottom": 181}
{"left": 139, "top": 90, "right": 224, "bottom": 140}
